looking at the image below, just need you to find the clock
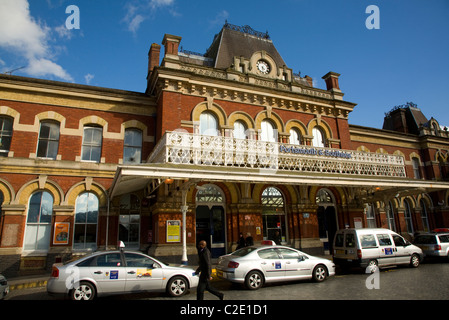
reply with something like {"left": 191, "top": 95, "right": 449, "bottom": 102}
{"left": 256, "top": 60, "right": 270, "bottom": 74}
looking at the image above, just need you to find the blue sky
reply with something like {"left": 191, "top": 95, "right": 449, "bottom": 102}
{"left": 1, "top": 0, "right": 448, "bottom": 129}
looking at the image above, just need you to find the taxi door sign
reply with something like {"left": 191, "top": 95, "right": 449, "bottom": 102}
{"left": 275, "top": 261, "right": 281, "bottom": 269}
{"left": 110, "top": 270, "right": 119, "bottom": 279}
{"left": 384, "top": 248, "right": 393, "bottom": 255}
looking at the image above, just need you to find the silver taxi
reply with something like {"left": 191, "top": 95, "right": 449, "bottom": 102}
{"left": 47, "top": 243, "right": 198, "bottom": 300}
{"left": 216, "top": 244, "right": 335, "bottom": 290}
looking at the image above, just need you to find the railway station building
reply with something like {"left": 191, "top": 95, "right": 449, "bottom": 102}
{"left": 1, "top": 23, "right": 449, "bottom": 277}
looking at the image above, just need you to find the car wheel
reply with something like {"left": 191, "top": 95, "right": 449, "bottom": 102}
{"left": 410, "top": 254, "right": 420, "bottom": 268}
{"left": 70, "top": 281, "right": 96, "bottom": 300}
{"left": 245, "top": 271, "right": 264, "bottom": 290}
{"left": 366, "top": 260, "right": 378, "bottom": 273}
{"left": 312, "top": 265, "right": 328, "bottom": 282}
{"left": 167, "top": 276, "right": 188, "bottom": 297}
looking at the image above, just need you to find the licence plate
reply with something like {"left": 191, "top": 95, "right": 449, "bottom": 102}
{"left": 336, "top": 249, "right": 345, "bottom": 255}
{"left": 217, "top": 270, "right": 224, "bottom": 278}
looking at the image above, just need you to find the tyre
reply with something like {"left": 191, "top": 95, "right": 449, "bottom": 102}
{"left": 245, "top": 271, "right": 264, "bottom": 290}
{"left": 167, "top": 276, "right": 188, "bottom": 297}
{"left": 366, "top": 260, "right": 378, "bottom": 273}
{"left": 70, "top": 281, "right": 96, "bottom": 300}
{"left": 312, "top": 265, "right": 328, "bottom": 282}
{"left": 410, "top": 254, "right": 420, "bottom": 268}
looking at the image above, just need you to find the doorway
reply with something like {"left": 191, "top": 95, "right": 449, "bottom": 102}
{"left": 195, "top": 184, "right": 226, "bottom": 258}
{"left": 316, "top": 189, "right": 338, "bottom": 253}
{"left": 196, "top": 205, "right": 225, "bottom": 258}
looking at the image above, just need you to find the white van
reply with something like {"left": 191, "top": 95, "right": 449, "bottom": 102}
{"left": 332, "top": 228, "right": 423, "bottom": 272}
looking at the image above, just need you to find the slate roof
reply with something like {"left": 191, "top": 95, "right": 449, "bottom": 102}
{"left": 205, "top": 23, "right": 286, "bottom": 70}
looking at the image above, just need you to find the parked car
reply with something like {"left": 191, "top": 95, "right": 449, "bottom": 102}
{"left": 333, "top": 228, "right": 423, "bottom": 272}
{"left": 216, "top": 245, "right": 335, "bottom": 290}
{"left": 47, "top": 243, "right": 199, "bottom": 300}
{"left": 413, "top": 232, "right": 449, "bottom": 259}
{"left": 0, "top": 274, "right": 9, "bottom": 300}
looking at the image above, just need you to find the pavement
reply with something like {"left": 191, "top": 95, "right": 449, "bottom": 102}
{"left": 6, "top": 254, "right": 333, "bottom": 292}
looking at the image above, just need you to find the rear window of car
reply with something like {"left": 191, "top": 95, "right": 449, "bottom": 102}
{"left": 334, "top": 233, "right": 344, "bottom": 247}
{"left": 438, "top": 235, "right": 449, "bottom": 243}
{"left": 345, "top": 233, "right": 356, "bottom": 248}
{"left": 231, "top": 247, "right": 259, "bottom": 257}
{"left": 414, "top": 235, "right": 437, "bottom": 244}
{"left": 360, "top": 234, "right": 377, "bottom": 248}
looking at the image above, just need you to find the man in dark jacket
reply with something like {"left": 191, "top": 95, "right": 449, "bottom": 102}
{"left": 195, "top": 240, "right": 224, "bottom": 300}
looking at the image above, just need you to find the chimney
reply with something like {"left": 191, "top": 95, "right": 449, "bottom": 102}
{"left": 304, "top": 75, "right": 313, "bottom": 87}
{"left": 147, "top": 43, "right": 161, "bottom": 79}
{"left": 322, "top": 72, "right": 341, "bottom": 91}
{"left": 162, "top": 34, "right": 182, "bottom": 59}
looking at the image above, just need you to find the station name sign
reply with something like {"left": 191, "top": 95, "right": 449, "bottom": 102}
{"left": 279, "top": 145, "right": 352, "bottom": 159}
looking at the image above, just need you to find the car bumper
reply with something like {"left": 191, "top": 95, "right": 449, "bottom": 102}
{"left": 216, "top": 268, "right": 244, "bottom": 283}
{"left": 422, "top": 250, "right": 447, "bottom": 258}
{"left": 46, "top": 278, "right": 70, "bottom": 295}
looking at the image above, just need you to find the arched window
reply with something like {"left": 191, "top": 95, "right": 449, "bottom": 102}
{"left": 199, "top": 112, "right": 218, "bottom": 136}
{"left": 312, "top": 127, "right": 325, "bottom": 147}
{"left": 124, "top": 128, "right": 142, "bottom": 164}
{"left": 432, "top": 122, "right": 440, "bottom": 136}
{"left": 387, "top": 201, "right": 396, "bottom": 231}
{"left": 404, "top": 199, "right": 414, "bottom": 234}
{"left": 74, "top": 192, "right": 99, "bottom": 250}
{"left": 261, "top": 187, "right": 286, "bottom": 243}
{"left": 420, "top": 199, "right": 430, "bottom": 232}
{"left": 0, "top": 116, "right": 13, "bottom": 157}
{"left": 233, "top": 120, "right": 247, "bottom": 140}
{"left": 366, "top": 204, "right": 377, "bottom": 228}
{"left": 37, "top": 121, "right": 60, "bottom": 159}
{"left": 260, "top": 120, "right": 276, "bottom": 142}
{"left": 289, "top": 128, "right": 301, "bottom": 145}
{"left": 119, "top": 194, "right": 140, "bottom": 248}
{"left": 24, "top": 191, "right": 53, "bottom": 251}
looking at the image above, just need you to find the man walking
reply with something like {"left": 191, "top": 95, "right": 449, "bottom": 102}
{"left": 195, "top": 240, "right": 224, "bottom": 300}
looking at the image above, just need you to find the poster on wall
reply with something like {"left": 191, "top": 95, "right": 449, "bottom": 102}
{"left": 53, "top": 222, "right": 70, "bottom": 245}
{"left": 166, "top": 220, "right": 181, "bottom": 243}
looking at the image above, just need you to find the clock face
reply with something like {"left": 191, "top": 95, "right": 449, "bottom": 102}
{"left": 256, "top": 60, "right": 270, "bottom": 74}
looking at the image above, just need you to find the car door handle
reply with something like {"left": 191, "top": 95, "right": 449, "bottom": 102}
{"left": 128, "top": 271, "right": 136, "bottom": 274}
{"left": 261, "top": 262, "right": 267, "bottom": 265}
{"left": 94, "top": 271, "right": 103, "bottom": 274}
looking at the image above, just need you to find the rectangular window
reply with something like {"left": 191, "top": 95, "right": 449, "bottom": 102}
{"left": 412, "top": 158, "right": 421, "bottom": 179}
{"left": 81, "top": 126, "right": 102, "bottom": 162}
{"left": 37, "top": 121, "right": 60, "bottom": 159}
{"left": 123, "top": 129, "right": 142, "bottom": 164}
{"left": 0, "top": 116, "right": 13, "bottom": 157}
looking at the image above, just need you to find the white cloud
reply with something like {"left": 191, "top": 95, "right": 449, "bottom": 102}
{"left": 25, "top": 58, "right": 73, "bottom": 82}
{"left": 123, "top": 0, "right": 177, "bottom": 34}
{"left": 84, "top": 73, "right": 95, "bottom": 85}
{"left": 149, "top": 0, "right": 175, "bottom": 10}
{"left": 0, "top": 0, "right": 73, "bottom": 81}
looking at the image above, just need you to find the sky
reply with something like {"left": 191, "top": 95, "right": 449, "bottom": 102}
{"left": 0, "top": 0, "right": 448, "bottom": 129}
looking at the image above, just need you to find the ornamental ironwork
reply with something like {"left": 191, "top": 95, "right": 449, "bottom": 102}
{"left": 224, "top": 21, "right": 270, "bottom": 39}
{"left": 148, "top": 131, "right": 406, "bottom": 178}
